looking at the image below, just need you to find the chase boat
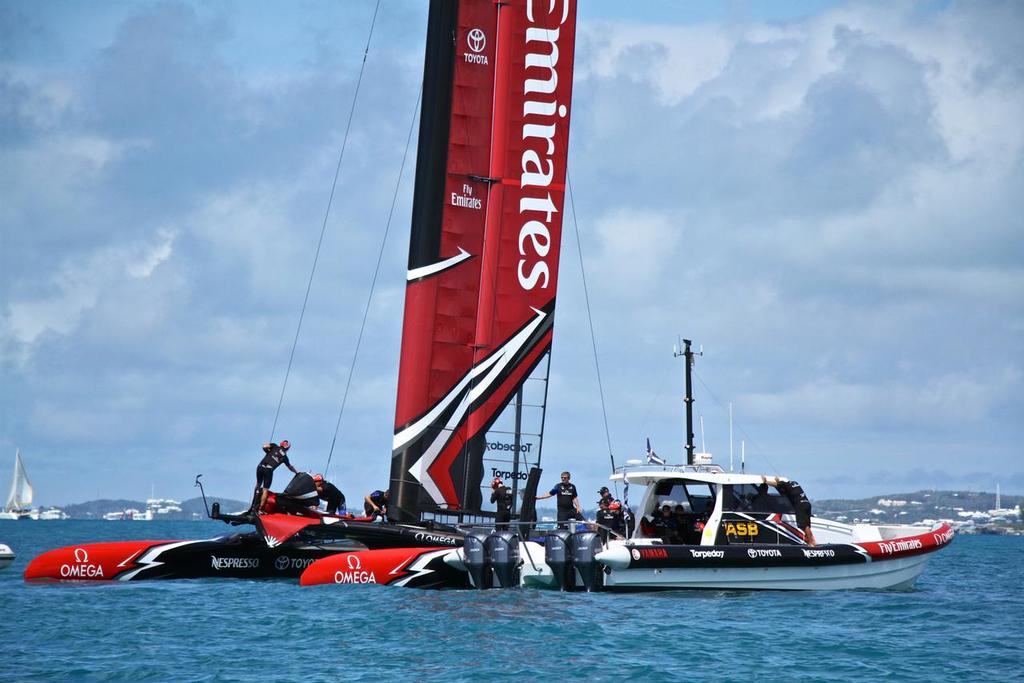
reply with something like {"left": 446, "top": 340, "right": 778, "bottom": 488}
{"left": 588, "top": 463, "right": 954, "bottom": 591}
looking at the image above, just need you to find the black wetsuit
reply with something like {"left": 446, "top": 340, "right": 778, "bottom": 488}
{"left": 776, "top": 480, "right": 812, "bottom": 529}
{"left": 595, "top": 507, "right": 618, "bottom": 542}
{"left": 319, "top": 482, "right": 345, "bottom": 514}
{"left": 251, "top": 446, "right": 291, "bottom": 511}
{"left": 549, "top": 482, "right": 579, "bottom": 523}
{"left": 491, "top": 485, "right": 514, "bottom": 525}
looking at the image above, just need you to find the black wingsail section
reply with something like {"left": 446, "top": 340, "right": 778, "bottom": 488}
{"left": 406, "top": 0, "right": 456, "bottom": 272}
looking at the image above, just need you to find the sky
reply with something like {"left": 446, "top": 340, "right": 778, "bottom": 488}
{"left": 1, "top": 0, "right": 1021, "bottom": 508}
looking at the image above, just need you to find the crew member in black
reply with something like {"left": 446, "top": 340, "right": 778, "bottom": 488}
{"left": 251, "top": 441, "right": 298, "bottom": 513}
{"left": 535, "top": 471, "right": 582, "bottom": 526}
{"left": 490, "top": 477, "right": 514, "bottom": 527}
{"left": 594, "top": 499, "right": 618, "bottom": 542}
{"left": 597, "top": 486, "right": 613, "bottom": 507}
{"left": 313, "top": 474, "right": 346, "bottom": 515}
{"left": 763, "top": 475, "right": 817, "bottom": 546}
{"left": 364, "top": 489, "right": 389, "bottom": 519}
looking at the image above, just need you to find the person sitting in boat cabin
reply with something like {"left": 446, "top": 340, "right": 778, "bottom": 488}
{"left": 535, "top": 471, "right": 583, "bottom": 527}
{"left": 312, "top": 474, "right": 346, "bottom": 515}
{"left": 749, "top": 482, "right": 773, "bottom": 512}
{"left": 763, "top": 475, "right": 817, "bottom": 546}
{"left": 364, "top": 489, "right": 389, "bottom": 519}
{"left": 490, "top": 477, "right": 514, "bottom": 527}
{"left": 655, "top": 503, "right": 678, "bottom": 542}
{"left": 672, "top": 504, "right": 692, "bottom": 544}
{"left": 251, "top": 440, "right": 299, "bottom": 514}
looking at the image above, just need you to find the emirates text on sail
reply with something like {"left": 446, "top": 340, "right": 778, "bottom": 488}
{"left": 517, "top": 0, "right": 570, "bottom": 291}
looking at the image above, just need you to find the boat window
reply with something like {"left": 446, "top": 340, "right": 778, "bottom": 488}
{"left": 652, "top": 479, "right": 715, "bottom": 514}
{"left": 724, "top": 483, "right": 795, "bottom": 514}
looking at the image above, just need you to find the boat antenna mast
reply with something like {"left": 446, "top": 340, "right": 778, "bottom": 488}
{"left": 673, "top": 337, "right": 701, "bottom": 466}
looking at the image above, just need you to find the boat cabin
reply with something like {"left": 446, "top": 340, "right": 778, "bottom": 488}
{"left": 611, "top": 465, "right": 809, "bottom": 546}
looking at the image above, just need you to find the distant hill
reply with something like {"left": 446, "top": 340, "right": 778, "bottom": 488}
{"left": 814, "top": 490, "right": 1023, "bottom": 525}
{"left": 62, "top": 496, "right": 249, "bottom": 520}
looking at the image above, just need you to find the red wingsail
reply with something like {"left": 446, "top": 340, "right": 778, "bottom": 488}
{"left": 391, "top": 0, "right": 577, "bottom": 521}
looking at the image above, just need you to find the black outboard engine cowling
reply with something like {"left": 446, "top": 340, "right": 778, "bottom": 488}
{"left": 573, "top": 531, "right": 603, "bottom": 592}
{"left": 486, "top": 531, "right": 521, "bottom": 588}
{"left": 544, "top": 529, "right": 575, "bottom": 591}
{"left": 464, "top": 530, "right": 492, "bottom": 589}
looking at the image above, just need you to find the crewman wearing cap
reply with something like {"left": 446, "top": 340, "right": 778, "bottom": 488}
{"left": 597, "top": 486, "right": 613, "bottom": 507}
{"left": 312, "top": 474, "right": 346, "bottom": 515}
{"left": 490, "top": 477, "right": 514, "bottom": 527}
{"left": 250, "top": 440, "right": 299, "bottom": 514}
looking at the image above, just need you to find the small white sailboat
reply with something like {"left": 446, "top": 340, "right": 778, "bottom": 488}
{"left": 0, "top": 449, "right": 35, "bottom": 521}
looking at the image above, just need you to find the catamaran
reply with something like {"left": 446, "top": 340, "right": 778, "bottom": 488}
{"left": 26, "top": 0, "right": 575, "bottom": 581}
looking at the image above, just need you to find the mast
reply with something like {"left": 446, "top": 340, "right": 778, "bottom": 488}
{"left": 675, "top": 338, "right": 696, "bottom": 465}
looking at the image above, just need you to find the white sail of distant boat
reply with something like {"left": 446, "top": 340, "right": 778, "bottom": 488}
{"left": 0, "top": 450, "right": 34, "bottom": 520}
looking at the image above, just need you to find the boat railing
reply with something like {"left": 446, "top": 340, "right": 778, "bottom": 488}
{"left": 613, "top": 463, "right": 725, "bottom": 475}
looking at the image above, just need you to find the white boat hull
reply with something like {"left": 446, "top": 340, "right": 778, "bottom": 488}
{"left": 602, "top": 553, "right": 932, "bottom": 591}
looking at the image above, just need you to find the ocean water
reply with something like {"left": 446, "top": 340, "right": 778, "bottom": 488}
{"left": 1, "top": 521, "right": 1021, "bottom": 682}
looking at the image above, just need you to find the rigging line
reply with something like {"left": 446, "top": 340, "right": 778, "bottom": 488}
{"left": 324, "top": 84, "right": 424, "bottom": 477}
{"left": 566, "top": 175, "right": 616, "bottom": 477}
{"left": 270, "top": 0, "right": 383, "bottom": 441}
{"left": 691, "top": 368, "right": 779, "bottom": 474}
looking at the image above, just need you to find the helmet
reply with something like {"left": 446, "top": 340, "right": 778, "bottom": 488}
{"left": 491, "top": 477, "right": 502, "bottom": 489}
{"left": 280, "top": 440, "right": 290, "bottom": 450}
{"left": 609, "top": 501, "right": 621, "bottom": 511}
{"left": 312, "top": 473, "right": 324, "bottom": 484}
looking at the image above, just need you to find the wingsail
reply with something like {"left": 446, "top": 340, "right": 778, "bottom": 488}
{"left": 390, "top": 0, "right": 578, "bottom": 522}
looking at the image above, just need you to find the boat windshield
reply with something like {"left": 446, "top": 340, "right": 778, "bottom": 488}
{"left": 651, "top": 479, "right": 715, "bottom": 514}
{"left": 723, "top": 483, "right": 795, "bottom": 514}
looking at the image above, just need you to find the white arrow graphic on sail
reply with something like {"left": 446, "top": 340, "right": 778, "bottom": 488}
{"left": 406, "top": 247, "right": 471, "bottom": 281}
{"left": 402, "top": 309, "right": 547, "bottom": 505}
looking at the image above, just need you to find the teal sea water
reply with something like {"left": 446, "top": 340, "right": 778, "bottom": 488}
{"left": 1, "top": 521, "right": 1022, "bottom": 682}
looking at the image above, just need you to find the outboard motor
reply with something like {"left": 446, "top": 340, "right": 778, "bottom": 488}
{"left": 486, "top": 531, "right": 521, "bottom": 588}
{"left": 572, "top": 531, "right": 603, "bottom": 592}
{"left": 463, "top": 530, "right": 492, "bottom": 589}
{"left": 544, "top": 529, "right": 575, "bottom": 591}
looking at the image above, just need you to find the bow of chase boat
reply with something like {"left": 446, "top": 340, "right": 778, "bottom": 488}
{"left": 588, "top": 464, "right": 954, "bottom": 591}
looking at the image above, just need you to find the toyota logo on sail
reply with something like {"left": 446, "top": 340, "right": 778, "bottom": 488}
{"left": 467, "top": 28, "right": 485, "bottom": 53}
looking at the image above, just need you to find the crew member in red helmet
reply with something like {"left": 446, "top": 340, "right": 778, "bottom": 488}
{"left": 250, "top": 440, "right": 298, "bottom": 514}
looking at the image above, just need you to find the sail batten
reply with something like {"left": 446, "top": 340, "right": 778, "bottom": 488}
{"left": 391, "top": 0, "right": 576, "bottom": 522}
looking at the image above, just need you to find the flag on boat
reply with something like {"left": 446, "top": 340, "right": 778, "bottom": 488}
{"left": 646, "top": 438, "right": 665, "bottom": 466}
{"left": 622, "top": 470, "right": 630, "bottom": 509}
